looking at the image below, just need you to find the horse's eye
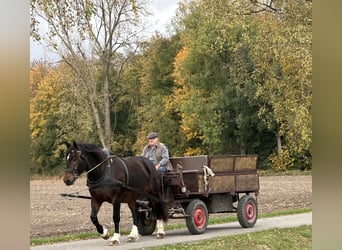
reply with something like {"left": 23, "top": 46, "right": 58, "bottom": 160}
{"left": 66, "top": 152, "right": 78, "bottom": 162}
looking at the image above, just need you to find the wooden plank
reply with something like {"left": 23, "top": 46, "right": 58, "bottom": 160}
{"left": 208, "top": 175, "right": 235, "bottom": 193}
{"left": 209, "top": 156, "right": 235, "bottom": 172}
{"left": 169, "top": 156, "right": 208, "bottom": 171}
{"left": 182, "top": 171, "right": 205, "bottom": 193}
{"left": 235, "top": 156, "right": 258, "bottom": 171}
{"left": 235, "top": 174, "right": 259, "bottom": 192}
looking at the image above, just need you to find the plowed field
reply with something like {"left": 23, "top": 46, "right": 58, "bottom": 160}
{"left": 30, "top": 175, "right": 312, "bottom": 239}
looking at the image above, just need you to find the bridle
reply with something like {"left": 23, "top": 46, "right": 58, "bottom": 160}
{"left": 65, "top": 148, "right": 113, "bottom": 179}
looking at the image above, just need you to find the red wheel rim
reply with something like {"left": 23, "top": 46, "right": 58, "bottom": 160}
{"left": 245, "top": 201, "right": 256, "bottom": 222}
{"left": 193, "top": 207, "right": 206, "bottom": 228}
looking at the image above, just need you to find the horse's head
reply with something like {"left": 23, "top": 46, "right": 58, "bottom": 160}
{"left": 63, "top": 141, "right": 87, "bottom": 186}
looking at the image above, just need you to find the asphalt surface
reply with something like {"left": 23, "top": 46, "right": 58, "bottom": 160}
{"left": 31, "top": 212, "right": 312, "bottom": 250}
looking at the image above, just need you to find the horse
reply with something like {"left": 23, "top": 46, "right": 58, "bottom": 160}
{"left": 63, "top": 141, "right": 168, "bottom": 245}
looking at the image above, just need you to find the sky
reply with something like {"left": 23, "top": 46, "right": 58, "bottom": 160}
{"left": 30, "top": 0, "right": 181, "bottom": 62}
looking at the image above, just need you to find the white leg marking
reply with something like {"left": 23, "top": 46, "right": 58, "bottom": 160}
{"left": 100, "top": 227, "right": 109, "bottom": 239}
{"left": 109, "top": 233, "right": 121, "bottom": 245}
{"left": 156, "top": 220, "right": 165, "bottom": 239}
{"left": 127, "top": 225, "right": 139, "bottom": 242}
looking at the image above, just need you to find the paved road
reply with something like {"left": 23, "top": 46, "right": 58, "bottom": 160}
{"left": 31, "top": 212, "right": 312, "bottom": 250}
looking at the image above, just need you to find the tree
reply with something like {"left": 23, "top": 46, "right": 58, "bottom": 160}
{"left": 251, "top": 0, "right": 312, "bottom": 169}
{"left": 171, "top": 0, "right": 272, "bottom": 157}
{"left": 131, "top": 34, "right": 185, "bottom": 156}
{"left": 169, "top": 0, "right": 311, "bottom": 169}
{"left": 30, "top": 61, "right": 96, "bottom": 174}
{"left": 30, "top": 62, "right": 67, "bottom": 174}
{"left": 31, "top": 0, "right": 150, "bottom": 149}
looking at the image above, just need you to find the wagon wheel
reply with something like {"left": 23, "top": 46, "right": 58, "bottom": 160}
{"left": 185, "top": 199, "right": 209, "bottom": 235}
{"left": 136, "top": 210, "right": 157, "bottom": 235}
{"left": 237, "top": 195, "right": 258, "bottom": 228}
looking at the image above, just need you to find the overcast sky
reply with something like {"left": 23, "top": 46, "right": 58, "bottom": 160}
{"left": 30, "top": 0, "right": 181, "bottom": 62}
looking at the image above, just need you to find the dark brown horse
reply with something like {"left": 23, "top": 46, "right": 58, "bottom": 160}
{"left": 63, "top": 141, "right": 168, "bottom": 245}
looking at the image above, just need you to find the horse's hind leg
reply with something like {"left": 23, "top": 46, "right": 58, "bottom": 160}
{"left": 90, "top": 199, "right": 109, "bottom": 240}
{"left": 108, "top": 201, "right": 121, "bottom": 245}
{"left": 156, "top": 219, "right": 165, "bottom": 239}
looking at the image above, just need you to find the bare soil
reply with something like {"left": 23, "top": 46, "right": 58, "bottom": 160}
{"left": 30, "top": 175, "right": 312, "bottom": 239}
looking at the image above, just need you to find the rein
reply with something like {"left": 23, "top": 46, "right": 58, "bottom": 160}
{"left": 64, "top": 148, "right": 165, "bottom": 203}
{"left": 84, "top": 157, "right": 108, "bottom": 176}
{"left": 83, "top": 154, "right": 130, "bottom": 187}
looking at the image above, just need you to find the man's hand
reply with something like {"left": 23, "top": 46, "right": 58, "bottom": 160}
{"left": 155, "top": 163, "right": 161, "bottom": 169}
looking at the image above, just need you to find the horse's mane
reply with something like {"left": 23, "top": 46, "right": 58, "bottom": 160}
{"left": 78, "top": 143, "right": 104, "bottom": 154}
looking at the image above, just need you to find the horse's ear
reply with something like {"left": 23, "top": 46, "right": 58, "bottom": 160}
{"left": 64, "top": 141, "right": 71, "bottom": 148}
{"left": 73, "top": 141, "right": 79, "bottom": 149}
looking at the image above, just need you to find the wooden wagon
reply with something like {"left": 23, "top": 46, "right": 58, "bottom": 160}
{"left": 136, "top": 154, "right": 259, "bottom": 235}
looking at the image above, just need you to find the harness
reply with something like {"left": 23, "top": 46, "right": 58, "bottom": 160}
{"left": 86, "top": 155, "right": 130, "bottom": 190}
{"left": 63, "top": 149, "right": 165, "bottom": 202}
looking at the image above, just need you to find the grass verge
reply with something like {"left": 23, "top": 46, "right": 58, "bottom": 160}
{"left": 147, "top": 225, "right": 312, "bottom": 250}
{"left": 30, "top": 207, "right": 311, "bottom": 246}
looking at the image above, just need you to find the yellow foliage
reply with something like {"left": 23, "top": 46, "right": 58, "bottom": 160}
{"left": 269, "top": 148, "right": 295, "bottom": 171}
{"left": 173, "top": 45, "right": 189, "bottom": 88}
{"left": 184, "top": 147, "right": 203, "bottom": 156}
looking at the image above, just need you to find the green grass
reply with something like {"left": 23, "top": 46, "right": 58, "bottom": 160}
{"left": 147, "top": 225, "right": 312, "bottom": 250}
{"left": 30, "top": 231, "right": 98, "bottom": 246}
{"left": 30, "top": 208, "right": 311, "bottom": 246}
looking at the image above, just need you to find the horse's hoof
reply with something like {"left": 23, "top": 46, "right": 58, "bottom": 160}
{"left": 101, "top": 228, "right": 110, "bottom": 240}
{"left": 127, "top": 236, "right": 138, "bottom": 242}
{"left": 156, "top": 233, "right": 164, "bottom": 239}
{"left": 102, "top": 233, "right": 110, "bottom": 240}
{"left": 108, "top": 240, "right": 120, "bottom": 246}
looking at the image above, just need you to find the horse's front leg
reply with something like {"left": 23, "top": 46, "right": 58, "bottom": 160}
{"left": 108, "top": 201, "right": 121, "bottom": 245}
{"left": 90, "top": 199, "right": 109, "bottom": 240}
{"left": 127, "top": 201, "right": 139, "bottom": 242}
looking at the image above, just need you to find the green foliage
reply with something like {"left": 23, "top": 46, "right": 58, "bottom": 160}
{"left": 251, "top": 1, "right": 312, "bottom": 170}
{"left": 30, "top": 0, "right": 312, "bottom": 174}
{"left": 30, "top": 61, "right": 96, "bottom": 175}
{"left": 169, "top": 0, "right": 311, "bottom": 168}
{"left": 131, "top": 34, "right": 186, "bottom": 157}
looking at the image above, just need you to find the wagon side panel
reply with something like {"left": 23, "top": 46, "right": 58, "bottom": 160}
{"left": 235, "top": 174, "right": 259, "bottom": 192}
{"left": 208, "top": 155, "right": 259, "bottom": 194}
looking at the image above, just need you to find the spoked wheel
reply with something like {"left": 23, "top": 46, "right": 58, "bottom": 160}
{"left": 237, "top": 195, "right": 258, "bottom": 228}
{"left": 185, "top": 199, "right": 209, "bottom": 235}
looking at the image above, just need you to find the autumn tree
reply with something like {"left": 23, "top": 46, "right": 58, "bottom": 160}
{"left": 31, "top": 0, "right": 150, "bottom": 149}
{"left": 130, "top": 34, "right": 185, "bottom": 156}
{"left": 171, "top": 0, "right": 274, "bottom": 158}
{"left": 30, "top": 61, "right": 97, "bottom": 174}
{"left": 251, "top": 0, "right": 312, "bottom": 169}
{"left": 169, "top": 0, "right": 311, "bottom": 169}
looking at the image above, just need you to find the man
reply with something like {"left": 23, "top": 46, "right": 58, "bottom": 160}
{"left": 141, "top": 132, "right": 170, "bottom": 173}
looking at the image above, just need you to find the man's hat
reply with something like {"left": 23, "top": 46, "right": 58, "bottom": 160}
{"left": 147, "top": 132, "right": 158, "bottom": 139}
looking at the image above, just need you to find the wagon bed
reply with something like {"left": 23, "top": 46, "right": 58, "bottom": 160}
{"left": 167, "top": 154, "right": 259, "bottom": 198}
{"left": 137, "top": 154, "right": 260, "bottom": 235}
